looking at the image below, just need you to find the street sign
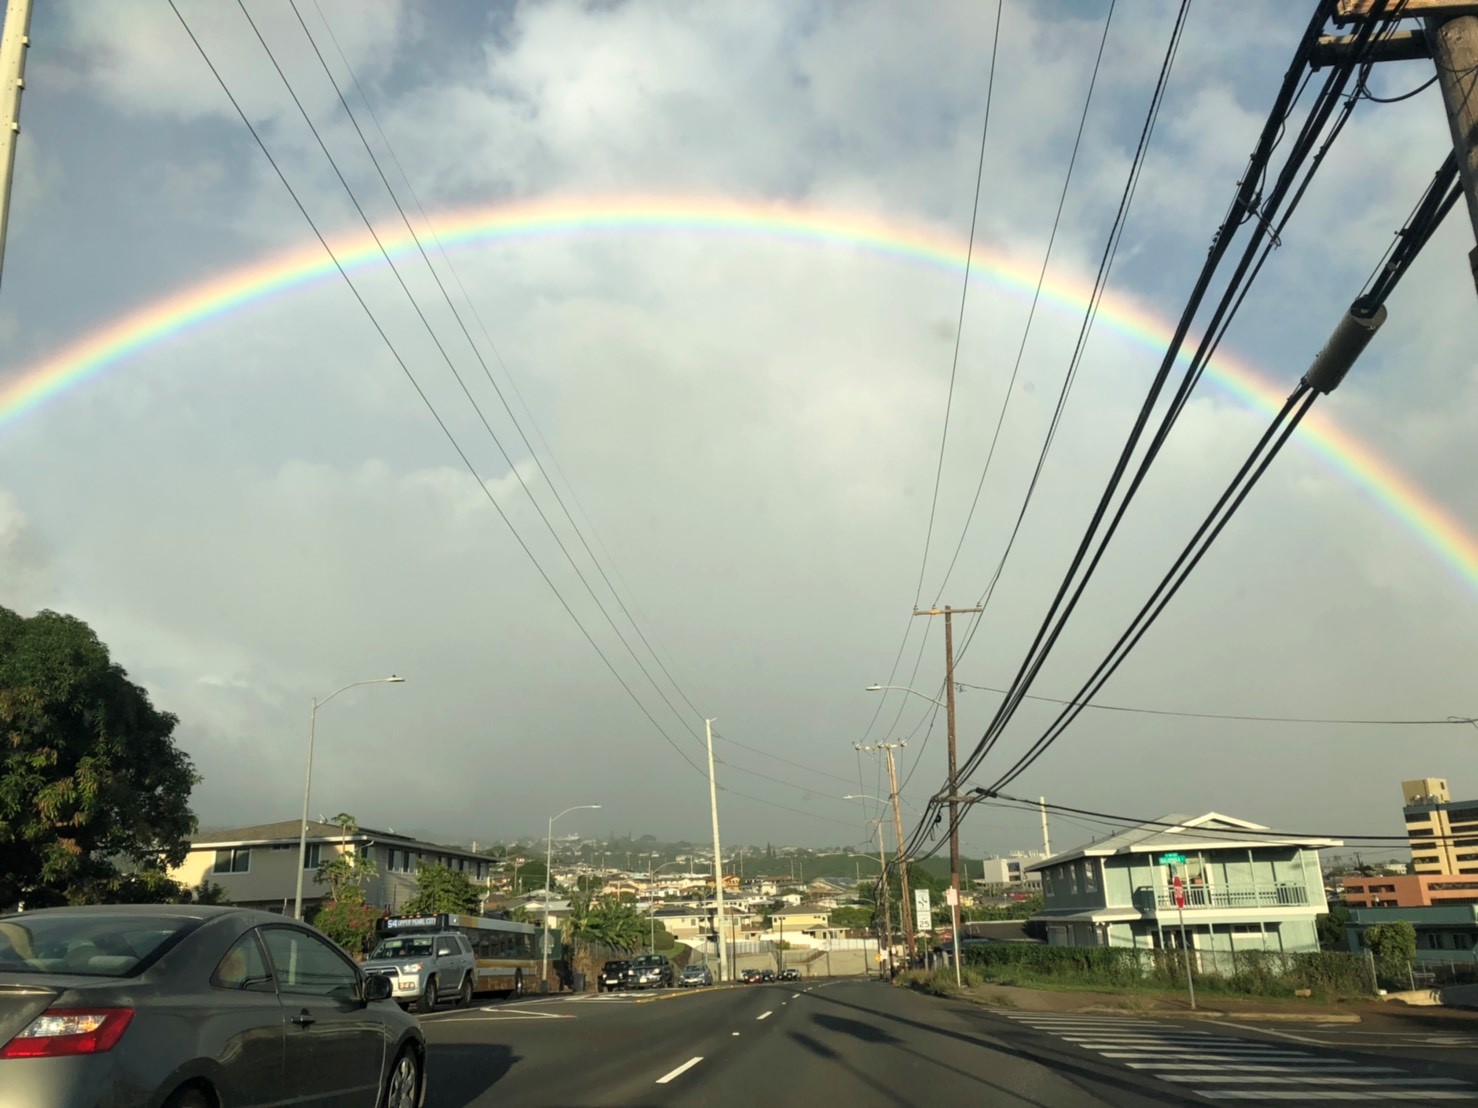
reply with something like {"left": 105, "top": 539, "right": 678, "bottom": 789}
{"left": 914, "top": 888, "right": 932, "bottom": 930}
{"left": 1157, "top": 852, "right": 1186, "bottom": 865}
{"left": 1172, "top": 875, "right": 1186, "bottom": 909}
{"left": 944, "top": 886, "right": 959, "bottom": 907}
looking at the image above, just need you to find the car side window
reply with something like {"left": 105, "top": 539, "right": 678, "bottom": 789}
{"left": 211, "top": 932, "right": 275, "bottom": 993}
{"left": 261, "top": 928, "right": 360, "bottom": 1000}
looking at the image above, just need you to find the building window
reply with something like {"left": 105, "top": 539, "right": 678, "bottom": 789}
{"left": 213, "top": 848, "right": 251, "bottom": 874}
{"left": 360, "top": 846, "right": 374, "bottom": 865}
{"left": 303, "top": 844, "right": 322, "bottom": 869}
{"left": 386, "top": 849, "right": 399, "bottom": 873}
{"left": 1413, "top": 856, "right": 1440, "bottom": 865}
{"left": 1084, "top": 861, "right": 1098, "bottom": 894}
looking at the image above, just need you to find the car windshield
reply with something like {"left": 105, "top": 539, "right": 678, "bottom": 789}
{"left": 369, "top": 936, "right": 435, "bottom": 959}
{"left": 632, "top": 955, "right": 663, "bottom": 966}
{"left": 0, "top": 913, "right": 196, "bottom": 977}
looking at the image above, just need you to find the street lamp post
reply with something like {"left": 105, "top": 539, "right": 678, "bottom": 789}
{"left": 544, "top": 804, "right": 601, "bottom": 991}
{"left": 293, "top": 676, "right": 405, "bottom": 921}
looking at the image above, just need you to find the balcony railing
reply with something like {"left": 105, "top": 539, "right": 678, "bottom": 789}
{"left": 1130, "top": 883, "right": 1309, "bottom": 912}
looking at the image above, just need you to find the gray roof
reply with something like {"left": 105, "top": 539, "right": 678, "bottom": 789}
{"left": 1025, "top": 812, "right": 1342, "bottom": 873}
{"left": 189, "top": 820, "right": 490, "bottom": 861}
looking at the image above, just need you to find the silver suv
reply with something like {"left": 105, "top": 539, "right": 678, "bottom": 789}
{"left": 361, "top": 928, "right": 477, "bottom": 1012}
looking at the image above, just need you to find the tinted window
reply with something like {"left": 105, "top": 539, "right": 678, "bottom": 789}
{"left": 212, "top": 932, "right": 275, "bottom": 993}
{"left": 262, "top": 928, "right": 360, "bottom": 999}
{"left": 0, "top": 914, "right": 198, "bottom": 977}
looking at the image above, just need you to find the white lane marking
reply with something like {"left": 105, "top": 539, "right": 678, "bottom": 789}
{"left": 1163, "top": 1075, "right": 1469, "bottom": 1087}
{"left": 655, "top": 1057, "right": 704, "bottom": 1085}
{"left": 732, "top": 1032, "right": 740, "bottom": 1037}
{"left": 1199, "top": 1093, "right": 1478, "bottom": 1102}
{"left": 1126, "top": 1064, "right": 1403, "bottom": 1074}
{"left": 756, "top": 1010, "right": 773, "bottom": 1021}
{"left": 791, "top": 993, "right": 801, "bottom": 999}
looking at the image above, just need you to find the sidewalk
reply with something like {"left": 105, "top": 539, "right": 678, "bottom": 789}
{"left": 937, "top": 981, "right": 1478, "bottom": 1026}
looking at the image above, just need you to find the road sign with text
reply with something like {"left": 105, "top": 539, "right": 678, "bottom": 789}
{"left": 1157, "top": 852, "right": 1186, "bottom": 865}
{"left": 914, "top": 888, "right": 932, "bottom": 930}
{"left": 1172, "top": 875, "right": 1186, "bottom": 909}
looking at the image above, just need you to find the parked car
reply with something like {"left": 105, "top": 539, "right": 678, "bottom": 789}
{"left": 679, "top": 963, "right": 713, "bottom": 988}
{"left": 740, "top": 967, "right": 764, "bottom": 984}
{"left": 361, "top": 925, "right": 478, "bottom": 1012}
{"left": 627, "top": 953, "right": 673, "bottom": 989}
{"left": 598, "top": 960, "right": 631, "bottom": 992}
{"left": 0, "top": 904, "right": 425, "bottom": 1108}
{"left": 779, "top": 967, "right": 801, "bottom": 981}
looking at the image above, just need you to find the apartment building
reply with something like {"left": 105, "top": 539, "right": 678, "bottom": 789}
{"left": 1402, "top": 778, "right": 1478, "bottom": 876}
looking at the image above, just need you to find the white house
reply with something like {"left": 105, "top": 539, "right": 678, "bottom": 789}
{"left": 1028, "top": 812, "right": 1341, "bottom": 955}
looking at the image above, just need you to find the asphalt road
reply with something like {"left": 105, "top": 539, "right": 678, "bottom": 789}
{"left": 423, "top": 978, "right": 1453, "bottom": 1106}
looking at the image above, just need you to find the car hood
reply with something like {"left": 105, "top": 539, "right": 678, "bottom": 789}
{"left": 360, "top": 960, "right": 419, "bottom": 972}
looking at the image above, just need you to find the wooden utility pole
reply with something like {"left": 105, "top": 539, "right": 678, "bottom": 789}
{"left": 0, "top": 0, "right": 34, "bottom": 291}
{"left": 913, "top": 606, "right": 983, "bottom": 925}
{"left": 1330, "top": 1, "right": 1478, "bottom": 295}
{"left": 1428, "top": 13, "right": 1478, "bottom": 291}
{"left": 857, "top": 740, "right": 916, "bottom": 963}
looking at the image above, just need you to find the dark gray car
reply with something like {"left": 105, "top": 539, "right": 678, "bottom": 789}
{"left": 0, "top": 904, "right": 425, "bottom": 1108}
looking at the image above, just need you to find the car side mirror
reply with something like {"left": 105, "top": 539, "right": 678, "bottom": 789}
{"left": 362, "top": 974, "right": 393, "bottom": 1003}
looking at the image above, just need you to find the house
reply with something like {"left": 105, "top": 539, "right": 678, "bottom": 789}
{"left": 976, "top": 857, "right": 1044, "bottom": 889}
{"left": 1346, "top": 905, "right": 1478, "bottom": 964}
{"left": 169, "top": 820, "right": 494, "bottom": 915}
{"left": 1027, "top": 812, "right": 1340, "bottom": 955}
{"left": 772, "top": 908, "right": 829, "bottom": 932}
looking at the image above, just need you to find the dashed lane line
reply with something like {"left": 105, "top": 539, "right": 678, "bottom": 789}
{"left": 756, "top": 1010, "right": 773, "bottom": 1021}
{"left": 655, "top": 1057, "right": 704, "bottom": 1085}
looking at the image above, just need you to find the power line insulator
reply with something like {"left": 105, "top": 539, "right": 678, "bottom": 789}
{"left": 1302, "top": 303, "right": 1387, "bottom": 395}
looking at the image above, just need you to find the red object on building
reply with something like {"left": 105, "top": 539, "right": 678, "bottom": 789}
{"left": 1172, "top": 875, "right": 1185, "bottom": 909}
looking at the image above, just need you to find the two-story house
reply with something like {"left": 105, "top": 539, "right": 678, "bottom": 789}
{"left": 170, "top": 819, "right": 495, "bottom": 915}
{"left": 1027, "top": 812, "right": 1339, "bottom": 956}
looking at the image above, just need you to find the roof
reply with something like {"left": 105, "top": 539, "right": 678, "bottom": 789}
{"left": 189, "top": 820, "right": 491, "bottom": 861}
{"left": 1025, "top": 812, "right": 1342, "bottom": 873}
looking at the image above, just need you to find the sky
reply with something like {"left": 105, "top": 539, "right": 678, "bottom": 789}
{"left": 1, "top": 0, "right": 1475, "bottom": 862}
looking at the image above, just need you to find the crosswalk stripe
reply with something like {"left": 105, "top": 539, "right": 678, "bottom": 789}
{"left": 1000, "top": 1011, "right": 1477, "bottom": 1100}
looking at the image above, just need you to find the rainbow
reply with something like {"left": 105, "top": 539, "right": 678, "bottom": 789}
{"left": 2, "top": 196, "right": 1475, "bottom": 591}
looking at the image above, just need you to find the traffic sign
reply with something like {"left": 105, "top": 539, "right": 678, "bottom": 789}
{"left": 945, "top": 886, "right": 959, "bottom": 907}
{"left": 914, "top": 888, "right": 932, "bottom": 930}
{"left": 1172, "top": 875, "right": 1186, "bottom": 909}
{"left": 1157, "top": 852, "right": 1187, "bottom": 865}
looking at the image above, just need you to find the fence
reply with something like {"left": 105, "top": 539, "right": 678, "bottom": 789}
{"left": 960, "top": 942, "right": 1376, "bottom": 999}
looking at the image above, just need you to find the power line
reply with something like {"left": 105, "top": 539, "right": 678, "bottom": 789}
{"left": 955, "top": 681, "right": 1474, "bottom": 727}
{"left": 168, "top": 0, "right": 709, "bottom": 779}
{"left": 913, "top": 0, "right": 1006, "bottom": 610}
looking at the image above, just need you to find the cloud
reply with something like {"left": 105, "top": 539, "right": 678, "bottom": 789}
{"left": 2, "top": 0, "right": 1475, "bottom": 854}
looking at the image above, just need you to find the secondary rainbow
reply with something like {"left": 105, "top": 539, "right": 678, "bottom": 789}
{"left": 2, "top": 195, "right": 1475, "bottom": 591}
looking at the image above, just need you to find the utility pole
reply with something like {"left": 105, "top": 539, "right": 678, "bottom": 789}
{"left": 705, "top": 718, "right": 730, "bottom": 985}
{"left": 1325, "top": 1, "right": 1478, "bottom": 295}
{"left": 914, "top": 604, "right": 983, "bottom": 987}
{"left": 1040, "top": 796, "right": 1052, "bottom": 856}
{"left": 868, "top": 818, "right": 894, "bottom": 979}
{"left": 856, "top": 740, "right": 917, "bottom": 963}
{"left": 1428, "top": 11, "right": 1478, "bottom": 291}
{"left": 0, "top": 0, "right": 33, "bottom": 291}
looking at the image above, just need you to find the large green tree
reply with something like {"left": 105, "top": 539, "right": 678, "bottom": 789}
{"left": 0, "top": 607, "right": 198, "bottom": 908}
{"left": 403, "top": 863, "right": 483, "bottom": 915}
{"left": 574, "top": 897, "right": 648, "bottom": 951}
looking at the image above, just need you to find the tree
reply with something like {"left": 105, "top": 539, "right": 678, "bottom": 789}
{"left": 309, "top": 813, "right": 381, "bottom": 955}
{"left": 403, "top": 863, "right": 482, "bottom": 916}
{"left": 1363, "top": 921, "right": 1418, "bottom": 983}
{"left": 575, "top": 898, "right": 647, "bottom": 951}
{"left": 829, "top": 905, "right": 875, "bottom": 930}
{"left": 1317, "top": 904, "right": 1351, "bottom": 951}
{"left": 0, "top": 607, "right": 198, "bottom": 908}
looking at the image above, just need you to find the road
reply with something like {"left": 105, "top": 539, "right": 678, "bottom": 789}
{"left": 417, "top": 978, "right": 1478, "bottom": 1106}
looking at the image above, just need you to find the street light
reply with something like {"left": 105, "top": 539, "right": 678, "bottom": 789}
{"left": 647, "top": 859, "right": 686, "bottom": 952}
{"left": 866, "top": 684, "right": 946, "bottom": 708}
{"left": 293, "top": 676, "right": 405, "bottom": 920}
{"left": 544, "top": 804, "right": 601, "bottom": 990}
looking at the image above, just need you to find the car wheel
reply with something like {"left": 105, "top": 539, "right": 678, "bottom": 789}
{"left": 457, "top": 974, "right": 473, "bottom": 1008}
{"left": 416, "top": 975, "right": 437, "bottom": 1014}
{"left": 512, "top": 969, "right": 524, "bottom": 998}
{"left": 380, "top": 1047, "right": 419, "bottom": 1108}
{"left": 163, "top": 1086, "right": 213, "bottom": 1108}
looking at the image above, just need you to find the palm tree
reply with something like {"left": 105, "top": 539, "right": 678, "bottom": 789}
{"left": 576, "top": 897, "right": 647, "bottom": 951}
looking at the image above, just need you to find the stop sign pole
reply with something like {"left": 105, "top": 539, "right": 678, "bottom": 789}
{"left": 1171, "top": 868, "right": 1196, "bottom": 1010}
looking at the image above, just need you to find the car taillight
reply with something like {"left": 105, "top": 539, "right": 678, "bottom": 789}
{"left": 0, "top": 1008, "right": 135, "bottom": 1059}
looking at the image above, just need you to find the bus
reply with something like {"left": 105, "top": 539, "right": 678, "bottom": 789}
{"left": 375, "top": 913, "right": 560, "bottom": 997}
